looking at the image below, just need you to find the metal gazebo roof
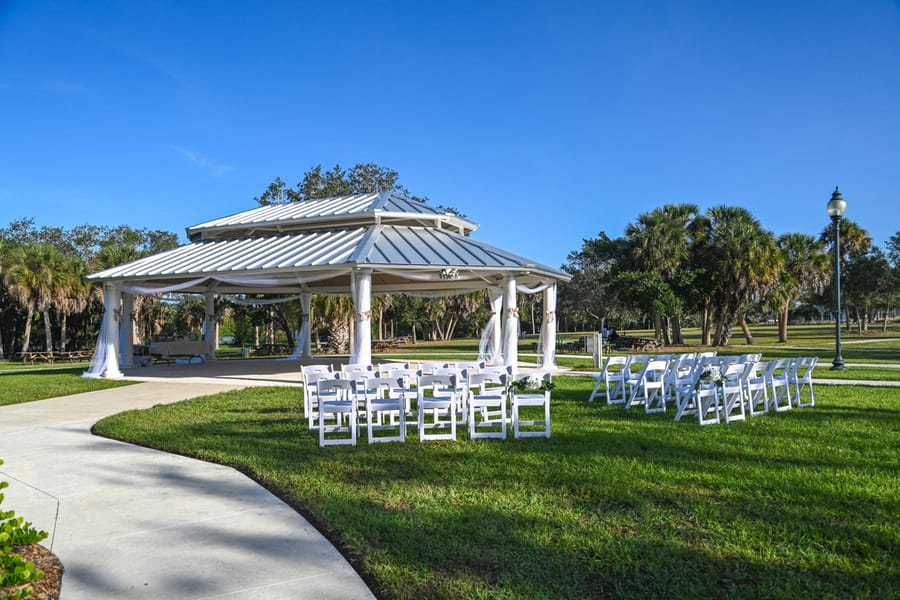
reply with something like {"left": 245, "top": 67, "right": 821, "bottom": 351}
{"left": 87, "top": 192, "right": 570, "bottom": 294}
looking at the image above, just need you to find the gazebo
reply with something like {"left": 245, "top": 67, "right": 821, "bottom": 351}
{"left": 85, "top": 192, "right": 571, "bottom": 378}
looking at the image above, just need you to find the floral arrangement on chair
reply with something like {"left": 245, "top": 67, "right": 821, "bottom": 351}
{"left": 511, "top": 374, "right": 555, "bottom": 394}
{"left": 695, "top": 365, "right": 722, "bottom": 389}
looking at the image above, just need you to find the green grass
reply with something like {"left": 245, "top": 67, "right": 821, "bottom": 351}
{"left": 0, "top": 366, "right": 136, "bottom": 406}
{"left": 94, "top": 377, "right": 899, "bottom": 599}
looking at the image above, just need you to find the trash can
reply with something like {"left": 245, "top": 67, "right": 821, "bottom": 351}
{"left": 241, "top": 346, "right": 250, "bottom": 358}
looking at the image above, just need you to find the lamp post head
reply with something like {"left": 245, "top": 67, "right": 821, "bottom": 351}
{"left": 826, "top": 186, "right": 847, "bottom": 218}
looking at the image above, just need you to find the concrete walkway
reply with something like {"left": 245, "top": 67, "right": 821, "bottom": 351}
{"left": 0, "top": 379, "right": 374, "bottom": 600}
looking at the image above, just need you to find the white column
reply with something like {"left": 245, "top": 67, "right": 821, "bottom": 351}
{"left": 541, "top": 283, "right": 558, "bottom": 371}
{"left": 488, "top": 286, "right": 503, "bottom": 364}
{"left": 119, "top": 292, "right": 135, "bottom": 369}
{"left": 103, "top": 282, "right": 123, "bottom": 378}
{"left": 202, "top": 292, "right": 217, "bottom": 360}
{"left": 502, "top": 275, "right": 518, "bottom": 374}
{"left": 300, "top": 292, "right": 313, "bottom": 358}
{"left": 354, "top": 269, "right": 372, "bottom": 366}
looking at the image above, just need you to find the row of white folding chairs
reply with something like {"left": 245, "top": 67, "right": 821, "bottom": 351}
{"left": 301, "top": 364, "right": 549, "bottom": 445}
{"left": 589, "top": 351, "right": 721, "bottom": 407}
{"left": 673, "top": 356, "right": 818, "bottom": 425}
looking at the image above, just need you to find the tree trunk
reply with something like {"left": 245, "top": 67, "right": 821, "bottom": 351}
{"left": 60, "top": 313, "right": 68, "bottom": 352}
{"left": 22, "top": 305, "right": 34, "bottom": 353}
{"left": 43, "top": 310, "right": 53, "bottom": 352}
{"left": 671, "top": 315, "right": 683, "bottom": 345}
{"left": 700, "top": 304, "right": 712, "bottom": 346}
{"left": 779, "top": 301, "right": 789, "bottom": 343}
{"left": 0, "top": 324, "right": 5, "bottom": 359}
{"left": 739, "top": 311, "right": 754, "bottom": 345}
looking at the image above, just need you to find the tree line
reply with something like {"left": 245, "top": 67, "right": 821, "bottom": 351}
{"left": 2, "top": 164, "right": 896, "bottom": 357}
{"left": 559, "top": 203, "right": 900, "bottom": 345}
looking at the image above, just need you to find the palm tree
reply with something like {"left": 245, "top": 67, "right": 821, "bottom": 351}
{"left": 626, "top": 204, "right": 699, "bottom": 344}
{"left": 55, "top": 255, "right": 91, "bottom": 352}
{"left": 4, "top": 243, "right": 66, "bottom": 353}
{"left": 692, "top": 206, "right": 782, "bottom": 346}
{"left": 770, "top": 233, "right": 831, "bottom": 342}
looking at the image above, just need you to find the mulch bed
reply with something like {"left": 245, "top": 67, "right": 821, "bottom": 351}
{"left": 1, "top": 544, "right": 63, "bottom": 600}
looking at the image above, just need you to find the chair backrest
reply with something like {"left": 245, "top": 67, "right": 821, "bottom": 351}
{"left": 480, "top": 365, "right": 512, "bottom": 377}
{"left": 721, "top": 362, "right": 748, "bottom": 383}
{"left": 791, "top": 356, "right": 818, "bottom": 378}
{"left": 603, "top": 356, "right": 630, "bottom": 374}
{"left": 359, "top": 377, "right": 403, "bottom": 400}
{"left": 644, "top": 359, "right": 670, "bottom": 378}
{"left": 387, "top": 367, "right": 421, "bottom": 386}
{"left": 318, "top": 378, "right": 354, "bottom": 399}
{"left": 300, "top": 364, "right": 332, "bottom": 375}
{"left": 698, "top": 351, "right": 717, "bottom": 359}
{"left": 375, "top": 362, "right": 407, "bottom": 374}
{"left": 417, "top": 362, "right": 446, "bottom": 374}
{"left": 454, "top": 360, "right": 485, "bottom": 371}
{"left": 468, "top": 372, "right": 506, "bottom": 395}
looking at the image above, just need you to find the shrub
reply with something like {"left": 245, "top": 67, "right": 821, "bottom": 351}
{"left": 0, "top": 459, "right": 48, "bottom": 600}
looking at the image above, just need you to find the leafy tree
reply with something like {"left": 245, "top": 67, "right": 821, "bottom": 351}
{"left": 692, "top": 206, "right": 782, "bottom": 346}
{"left": 624, "top": 203, "right": 698, "bottom": 343}
{"left": 255, "top": 163, "right": 414, "bottom": 205}
{"left": 768, "top": 233, "right": 831, "bottom": 342}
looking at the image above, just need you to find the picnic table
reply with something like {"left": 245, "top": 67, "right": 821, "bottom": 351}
{"left": 373, "top": 336, "right": 412, "bottom": 351}
{"left": 608, "top": 336, "right": 660, "bottom": 352}
{"left": 14, "top": 350, "right": 94, "bottom": 364}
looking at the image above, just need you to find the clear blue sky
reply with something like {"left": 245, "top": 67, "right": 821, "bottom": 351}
{"left": 2, "top": 1, "right": 898, "bottom": 269}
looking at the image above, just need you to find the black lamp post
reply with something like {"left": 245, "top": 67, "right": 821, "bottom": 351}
{"left": 826, "top": 186, "right": 846, "bottom": 370}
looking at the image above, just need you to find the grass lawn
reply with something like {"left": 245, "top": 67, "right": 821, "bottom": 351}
{"left": 94, "top": 377, "right": 899, "bottom": 599}
{"left": 0, "top": 366, "right": 136, "bottom": 406}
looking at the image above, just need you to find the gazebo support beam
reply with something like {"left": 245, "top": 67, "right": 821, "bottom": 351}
{"left": 300, "top": 292, "right": 312, "bottom": 358}
{"left": 103, "top": 282, "right": 123, "bottom": 378}
{"left": 502, "top": 275, "right": 518, "bottom": 374}
{"left": 204, "top": 291, "right": 217, "bottom": 361}
{"left": 119, "top": 291, "right": 135, "bottom": 369}
{"left": 541, "top": 283, "right": 558, "bottom": 371}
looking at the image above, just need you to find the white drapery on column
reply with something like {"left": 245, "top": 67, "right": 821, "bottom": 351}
{"left": 540, "top": 283, "right": 558, "bottom": 370}
{"left": 203, "top": 292, "right": 217, "bottom": 360}
{"left": 478, "top": 286, "right": 504, "bottom": 365}
{"left": 300, "top": 292, "right": 312, "bottom": 359}
{"left": 350, "top": 269, "right": 372, "bottom": 365}
{"left": 502, "top": 276, "right": 518, "bottom": 374}
{"left": 83, "top": 282, "right": 123, "bottom": 379}
{"left": 119, "top": 292, "right": 135, "bottom": 369}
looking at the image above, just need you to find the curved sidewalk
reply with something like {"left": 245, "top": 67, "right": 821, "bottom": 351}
{"left": 0, "top": 381, "right": 374, "bottom": 600}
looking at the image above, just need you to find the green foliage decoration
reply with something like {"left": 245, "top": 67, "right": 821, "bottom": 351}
{"left": 0, "top": 460, "right": 48, "bottom": 600}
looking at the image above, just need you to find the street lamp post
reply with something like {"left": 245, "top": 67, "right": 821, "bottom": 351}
{"left": 826, "top": 186, "right": 846, "bottom": 371}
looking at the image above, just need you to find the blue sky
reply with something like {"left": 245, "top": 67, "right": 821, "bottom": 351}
{"left": 1, "top": 1, "right": 898, "bottom": 269}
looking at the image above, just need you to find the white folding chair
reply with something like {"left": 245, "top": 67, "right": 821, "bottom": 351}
{"left": 386, "top": 367, "right": 421, "bottom": 424}
{"left": 789, "top": 356, "right": 818, "bottom": 408}
{"left": 768, "top": 358, "right": 794, "bottom": 412}
{"left": 665, "top": 354, "right": 698, "bottom": 403}
{"left": 673, "top": 362, "right": 705, "bottom": 422}
{"left": 626, "top": 359, "right": 669, "bottom": 413}
{"left": 467, "top": 372, "right": 507, "bottom": 439}
{"left": 417, "top": 374, "right": 458, "bottom": 441}
{"left": 303, "top": 370, "right": 337, "bottom": 430}
{"left": 359, "top": 377, "right": 406, "bottom": 443}
{"left": 744, "top": 361, "right": 770, "bottom": 416}
{"left": 719, "top": 363, "right": 750, "bottom": 423}
{"left": 318, "top": 379, "right": 357, "bottom": 446}
{"left": 589, "top": 356, "right": 630, "bottom": 404}
{"left": 510, "top": 373, "right": 551, "bottom": 439}
{"left": 623, "top": 355, "right": 649, "bottom": 404}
